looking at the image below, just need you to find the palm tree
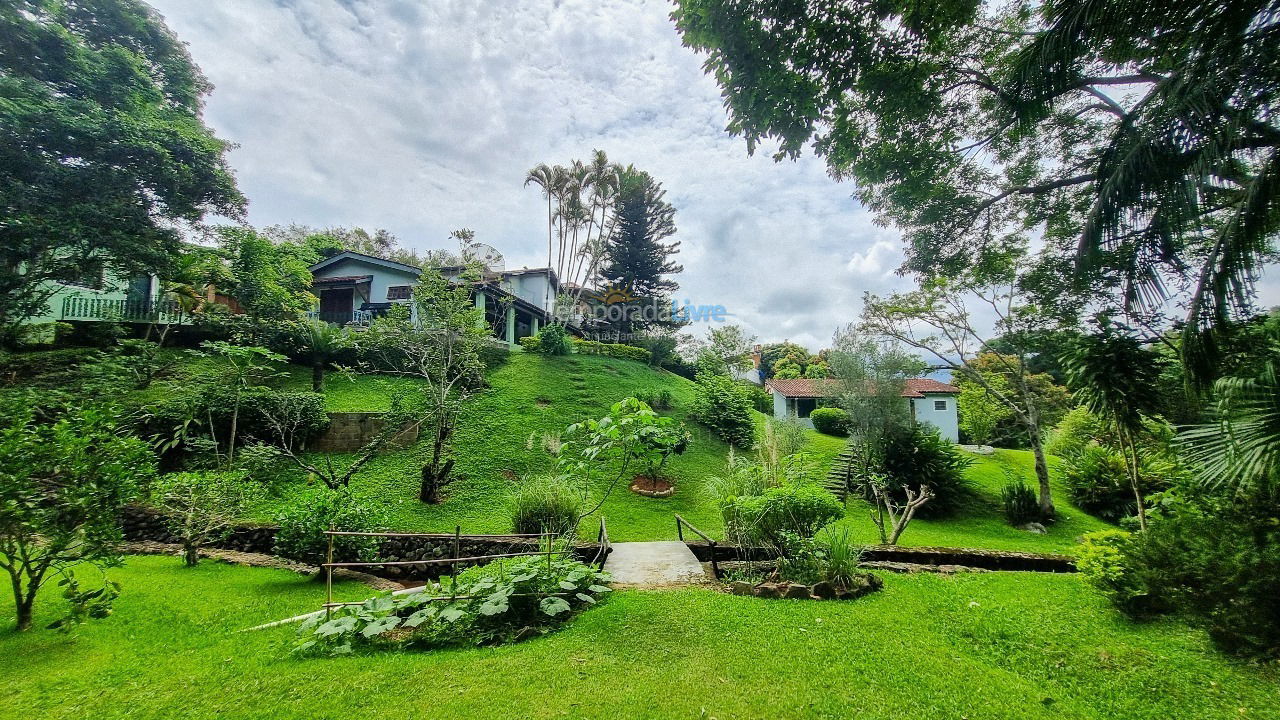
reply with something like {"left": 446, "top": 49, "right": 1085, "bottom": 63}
{"left": 298, "top": 318, "right": 352, "bottom": 393}
{"left": 1182, "top": 327, "right": 1280, "bottom": 497}
{"left": 1062, "top": 328, "right": 1162, "bottom": 529}
{"left": 524, "top": 163, "right": 558, "bottom": 275}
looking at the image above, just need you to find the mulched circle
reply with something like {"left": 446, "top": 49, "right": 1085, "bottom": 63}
{"left": 629, "top": 475, "right": 675, "bottom": 498}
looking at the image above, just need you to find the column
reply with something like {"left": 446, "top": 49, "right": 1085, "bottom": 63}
{"left": 505, "top": 307, "right": 516, "bottom": 346}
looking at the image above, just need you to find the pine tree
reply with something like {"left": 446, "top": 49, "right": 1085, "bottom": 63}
{"left": 599, "top": 168, "right": 682, "bottom": 334}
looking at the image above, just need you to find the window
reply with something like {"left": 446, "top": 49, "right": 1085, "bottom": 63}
{"left": 933, "top": 400, "right": 948, "bottom": 411}
{"left": 387, "top": 285, "right": 412, "bottom": 300}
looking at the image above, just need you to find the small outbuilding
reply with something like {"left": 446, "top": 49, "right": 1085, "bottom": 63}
{"left": 764, "top": 377, "right": 960, "bottom": 442}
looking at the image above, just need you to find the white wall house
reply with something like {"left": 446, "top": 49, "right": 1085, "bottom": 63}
{"left": 764, "top": 377, "right": 961, "bottom": 442}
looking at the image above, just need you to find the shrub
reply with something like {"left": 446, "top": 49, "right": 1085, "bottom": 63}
{"left": 875, "top": 425, "right": 974, "bottom": 518}
{"left": 724, "top": 482, "right": 843, "bottom": 546}
{"left": 691, "top": 373, "right": 755, "bottom": 448}
{"left": 142, "top": 386, "right": 329, "bottom": 454}
{"left": 1125, "top": 492, "right": 1280, "bottom": 657}
{"left": 572, "top": 338, "right": 651, "bottom": 363}
{"left": 741, "top": 382, "right": 773, "bottom": 413}
{"left": 634, "top": 388, "right": 673, "bottom": 410}
{"left": 295, "top": 554, "right": 611, "bottom": 655}
{"left": 809, "top": 407, "right": 850, "bottom": 436}
{"left": 1045, "top": 406, "right": 1104, "bottom": 458}
{"left": 761, "top": 417, "right": 808, "bottom": 460}
{"left": 148, "top": 470, "right": 263, "bottom": 566}
{"left": 273, "top": 490, "right": 385, "bottom": 565}
{"left": 532, "top": 325, "right": 572, "bottom": 355}
{"left": 1000, "top": 480, "right": 1041, "bottom": 525}
{"left": 511, "top": 475, "right": 583, "bottom": 537}
{"left": 517, "top": 336, "right": 540, "bottom": 352}
{"left": 1077, "top": 530, "right": 1158, "bottom": 617}
{"left": 818, "top": 526, "right": 863, "bottom": 587}
{"left": 1060, "top": 445, "right": 1173, "bottom": 523}
{"left": 0, "top": 347, "right": 103, "bottom": 388}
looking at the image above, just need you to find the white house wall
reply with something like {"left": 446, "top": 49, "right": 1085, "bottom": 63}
{"left": 912, "top": 395, "right": 959, "bottom": 442}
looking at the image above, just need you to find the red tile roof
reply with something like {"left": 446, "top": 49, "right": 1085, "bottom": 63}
{"left": 765, "top": 377, "right": 958, "bottom": 399}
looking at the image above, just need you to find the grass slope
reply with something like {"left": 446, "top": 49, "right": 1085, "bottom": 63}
{"left": 266, "top": 352, "right": 740, "bottom": 541}
{"left": 1, "top": 556, "right": 1276, "bottom": 720}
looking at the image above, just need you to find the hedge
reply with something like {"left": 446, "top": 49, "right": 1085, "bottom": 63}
{"left": 572, "top": 339, "right": 651, "bottom": 363}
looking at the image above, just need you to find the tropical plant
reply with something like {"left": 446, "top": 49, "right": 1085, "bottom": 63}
{"left": 196, "top": 342, "right": 286, "bottom": 467}
{"left": 0, "top": 400, "right": 153, "bottom": 630}
{"left": 877, "top": 425, "right": 974, "bottom": 519}
{"left": 1062, "top": 327, "right": 1163, "bottom": 528}
{"left": 531, "top": 324, "right": 572, "bottom": 356}
{"left": 672, "top": 0, "right": 1280, "bottom": 389}
{"left": 721, "top": 483, "right": 844, "bottom": 548}
{"left": 296, "top": 555, "right": 611, "bottom": 656}
{"left": 296, "top": 319, "right": 353, "bottom": 392}
{"left": 148, "top": 471, "right": 264, "bottom": 566}
{"left": 1180, "top": 326, "right": 1280, "bottom": 496}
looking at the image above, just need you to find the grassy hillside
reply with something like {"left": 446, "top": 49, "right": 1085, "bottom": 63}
{"left": 266, "top": 352, "right": 740, "bottom": 541}
{"left": 2, "top": 556, "right": 1276, "bottom": 720}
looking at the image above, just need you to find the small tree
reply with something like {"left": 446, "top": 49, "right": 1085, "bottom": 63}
{"left": 296, "top": 318, "right": 353, "bottom": 392}
{"left": 197, "top": 341, "right": 285, "bottom": 467}
{"left": 560, "top": 398, "right": 685, "bottom": 518}
{"left": 149, "top": 471, "right": 263, "bottom": 566}
{"left": 359, "top": 270, "right": 489, "bottom": 504}
{"left": 828, "top": 326, "right": 932, "bottom": 544}
{"left": 957, "top": 373, "right": 1013, "bottom": 446}
{"left": 0, "top": 402, "right": 153, "bottom": 630}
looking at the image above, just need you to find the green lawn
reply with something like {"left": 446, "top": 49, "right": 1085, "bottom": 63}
{"left": 2, "top": 556, "right": 1276, "bottom": 720}
{"left": 831, "top": 449, "right": 1114, "bottom": 554}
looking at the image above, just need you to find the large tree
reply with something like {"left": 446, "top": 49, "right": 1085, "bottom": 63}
{"left": 672, "top": 0, "right": 1280, "bottom": 387}
{"left": 598, "top": 167, "right": 683, "bottom": 335}
{"left": 0, "top": 0, "right": 243, "bottom": 345}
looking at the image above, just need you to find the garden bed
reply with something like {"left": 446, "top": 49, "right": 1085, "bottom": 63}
{"left": 629, "top": 475, "right": 674, "bottom": 498}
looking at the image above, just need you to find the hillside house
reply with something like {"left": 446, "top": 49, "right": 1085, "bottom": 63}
{"left": 765, "top": 377, "right": 960, "bottom": 442}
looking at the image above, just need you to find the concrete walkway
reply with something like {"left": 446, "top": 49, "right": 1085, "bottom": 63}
{"left": 603, "top": 541, "right": 709, "bottom": 587}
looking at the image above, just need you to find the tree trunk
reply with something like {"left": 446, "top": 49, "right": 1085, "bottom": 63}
{"left": 183, "top": 540, "right": 200, "bottom": 567}
{"left": 1029, "top": 426, "right": 1055, "bottom": 518}
{"left": 312, "top": 363, "right": 325, "bottom": 393}
{"left": 8, "top": 570, "right": 33, "bottom": 631}
{"left": 419, "top": 458, "right": 455, "bottom": 504}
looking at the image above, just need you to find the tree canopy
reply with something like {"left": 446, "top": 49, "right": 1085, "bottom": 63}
{"left": 673, "top": 0, "right": 1280, "bottom": 384}
{"left": 0, "top": 0, "right": 243, "bottom": 343}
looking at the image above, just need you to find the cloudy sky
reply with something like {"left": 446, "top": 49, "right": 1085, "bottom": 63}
{"left": 148, "top": 0, "right": 1275, "bottom": 352}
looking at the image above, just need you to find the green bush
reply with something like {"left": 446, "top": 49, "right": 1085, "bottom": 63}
{"left": 1125, "top": 493, "right": 1280, "bottom": 657}
{"left": 691, "top": 373, "right": 755, "bottom": 448}
{"left": 511, "top": 475, "right": 583, "bottom": 537}
{"left": 809, "top": 407, "right": 850, "bottom": 436}
{"left": 295, "top": 554, "right": 611, "bottom": 655}
{"left": 1000, "top": 480, "right": 1041, "bottom": 525}
{"left": 741, "top": 382, "right": 772, "bottom": 413}
{"left": 532, "top": 325, "right": 572, "bottom": 355}
{"left": 0, "top": 347, "right": 104, "bottom": 388}
{"left": 1045, "top": 406, "right": 1104, "bottom": 458}
{"left": 873, "top": 425, "right": 974, "bottom": 518}
{"left": 517, "top": 336, "right": 540, "bottom": 352}
{"left": 724, "top": 482, "right": 844, "bottom": 546}
{"left": 1077, "top": 530, "right": 1160, "bottom": 618}
{"left": 142, "top": 386, "right": 329, "bottom": 453}
{"left": 634, "top": 388, "right": 673, "bottom": 410}
{"left": 272, "top": 491, "right": 385, "bottom": 565}
{"left": 1060, "top": 444, "right": 1177, "bottom": 523}
{"left": 572, "top": 338, "right": 651, "bottom": 363}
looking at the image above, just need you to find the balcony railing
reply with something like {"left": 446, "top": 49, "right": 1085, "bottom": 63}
{"left": 60, "top": 295, "right": 188, "bottom": 324}
{"left": 307, "top": 309, "right": 373, "bottom": 326}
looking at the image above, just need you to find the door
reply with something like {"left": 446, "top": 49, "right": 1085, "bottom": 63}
{"left": 319, "top": 288, "right": 353, "bottom": 324}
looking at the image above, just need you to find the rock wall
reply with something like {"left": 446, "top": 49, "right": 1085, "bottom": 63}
{"left": 309, "top": 412, "right": 419, "bottom": 452}
{"left": 120, "top": 505, "right": 606, "bottom": 580}
{"left": 684, "top": 540, "right": 1076, "bottom": 573}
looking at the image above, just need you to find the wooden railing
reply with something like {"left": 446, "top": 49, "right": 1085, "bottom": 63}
{"left": 674, "top": 514, "right": 719, "bottom": 578}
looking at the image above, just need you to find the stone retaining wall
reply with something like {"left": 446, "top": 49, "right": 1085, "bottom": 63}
{"left": 684, "top": 541, "right": 1076, "bottom": 573}
{"left": 309, "top": 412, "right": 419, "bottom": 452}
{"left": 120, "top": 505, "right": 605, "bottom": 581}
